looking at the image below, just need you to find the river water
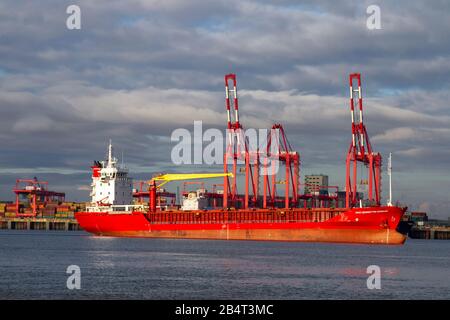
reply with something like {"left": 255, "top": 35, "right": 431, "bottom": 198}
{"left": 0, "top": 230, "right": 449, "bottom": 299}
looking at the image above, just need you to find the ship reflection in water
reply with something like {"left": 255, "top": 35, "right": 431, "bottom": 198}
{"left": 0, "top": 230, "right": 449, "bottom": 299}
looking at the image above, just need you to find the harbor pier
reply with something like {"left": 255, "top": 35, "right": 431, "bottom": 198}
{"left": 0, "top": 218, "right": 81, "bottom": 231}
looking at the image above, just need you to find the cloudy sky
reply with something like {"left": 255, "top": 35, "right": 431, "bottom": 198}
{"left": 0, "top": 0, "right": 449, "bottom": 218}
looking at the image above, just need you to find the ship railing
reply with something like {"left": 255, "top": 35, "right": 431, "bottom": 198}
{"left": 86, "top": 204, "right": 147, "bottom": 213}
{"left": 146, "top": 209, "right": 346, "bottom": 225}
{"left": 147, "top": 218, "right": 332, "bottom": 225}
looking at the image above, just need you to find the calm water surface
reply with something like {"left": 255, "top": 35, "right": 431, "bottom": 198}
{"left": 0, "top": 230, "right": 449, "bottom": 299}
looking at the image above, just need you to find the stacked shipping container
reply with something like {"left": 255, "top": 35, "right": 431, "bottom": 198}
{"left": 0, "top": 201, "right": 86, "bottom": 219}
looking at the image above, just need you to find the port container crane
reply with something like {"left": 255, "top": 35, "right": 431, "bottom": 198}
{"left": 345, "top": 73, "right": 382, "bottom": 208}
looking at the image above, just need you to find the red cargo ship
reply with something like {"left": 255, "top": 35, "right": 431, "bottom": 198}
{"left": 76, "top": 73, "right": 407, "bottom": 245}
{"left": 76, "top": 206, "right": 406, "bottom": 244}
{"left": 75, "top": 143, "right": 406, "bottom": 245}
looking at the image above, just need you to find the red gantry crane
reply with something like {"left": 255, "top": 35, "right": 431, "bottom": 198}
{"left": 222, "top": 74, "right": 301, "bottom": 210}
{"left": 13, "top": 177, "right": 65, "bottom": 217}
{"left": 262, "top": 124, "right": 300, "bottom": 209}
{"left": 223, "top": 74, "right": 259, "bottom": 209}
{"left": 345, "top": 73, "right": 382, "bottom": 208}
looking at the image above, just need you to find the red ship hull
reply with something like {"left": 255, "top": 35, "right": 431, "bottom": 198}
{"left": 75, "top": 206, "right": 407, "bottom": 245}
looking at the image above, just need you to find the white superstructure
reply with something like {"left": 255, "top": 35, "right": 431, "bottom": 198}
{"left": 90, "top": 141, "right": 133, "bottom": 206}
{"left": 181, "top": 189, "right": 209, "bottom": 211}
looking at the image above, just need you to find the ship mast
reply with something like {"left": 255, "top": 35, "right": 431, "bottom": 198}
{"left": 387, "top": 152, "right": 392, "bottom": 207}
{"left": 108, "top": 139, "right": 113, "bottom": 168}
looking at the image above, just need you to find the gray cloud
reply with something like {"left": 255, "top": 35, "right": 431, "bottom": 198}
{"left": 0, "top": 0, "right": 449, "bottom": 218}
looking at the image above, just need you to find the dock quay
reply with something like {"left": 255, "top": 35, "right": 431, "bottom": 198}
{"left": 0, "top": 218, "right": 81, "bottom": 231}
{"left": 409, "top": 226, "right": 450, "bottom": 240}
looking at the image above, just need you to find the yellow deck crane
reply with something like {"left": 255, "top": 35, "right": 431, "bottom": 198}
{"left": 147, "top": 173, "right": 233, "bottom": 211}
{"left": 149, "top": 173, "right": 233, "bottom": 188}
